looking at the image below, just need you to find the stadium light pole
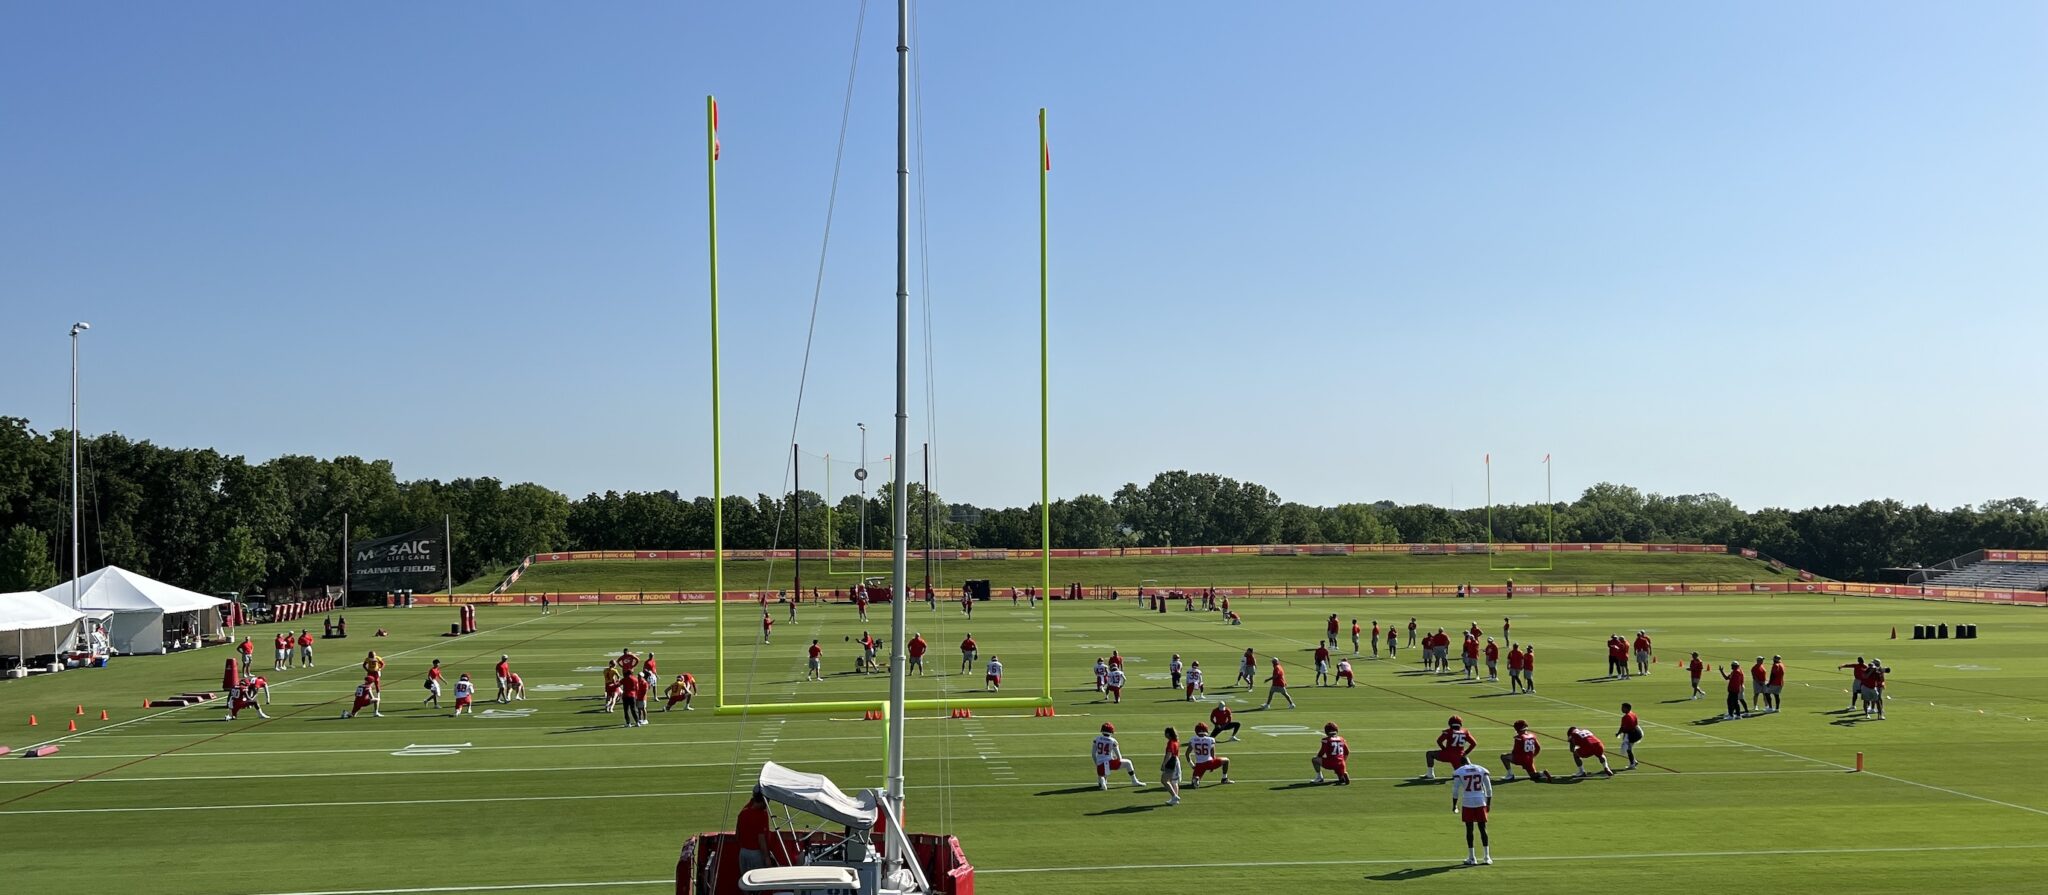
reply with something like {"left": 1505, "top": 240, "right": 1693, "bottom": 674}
{"left": 857, "top": 422, "right": 868, "bottom": 580}
{"left": 68, "top": 322, "right": 89, "bottom": 612}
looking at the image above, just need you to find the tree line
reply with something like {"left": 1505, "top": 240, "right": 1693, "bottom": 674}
{"left": 3, "top": 417, "right": 2046, "bottom": 591}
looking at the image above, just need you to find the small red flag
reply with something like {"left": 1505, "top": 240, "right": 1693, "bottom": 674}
{"left": 712, "top": 98, "right": 722, "bottom": 162}
{"left": 1040, "top": 110, "right": 1049, "bottom": 171}
{"left": 1484, "top": 453, "right": 1490, "bottom": 465}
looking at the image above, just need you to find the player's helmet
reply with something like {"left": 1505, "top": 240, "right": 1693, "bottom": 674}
{"left": 1448, "top": 715, "right": 1463, "bottom": 727}
{"left": 1323, "top": 722, "right": 1339, "bottom": 734}
{"left": 1195, "top": 722, "right": 1209, "bottom": 733}
{"left": 1513, "top": 719, "right": 1528, "bottom": 730}
{"left": 1101, "top": 723, "right": 1115, "bottom": 734}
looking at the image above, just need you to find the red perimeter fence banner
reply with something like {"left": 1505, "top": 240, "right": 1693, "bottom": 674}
{"left": 1984, "top": 550, "right": 2048, "bottom": 562}
{"left": 417, "top": 580, "right": 2045, "bottom": 607}
{"left": 521, "top": 542, "right": 1732, "bottom": 564}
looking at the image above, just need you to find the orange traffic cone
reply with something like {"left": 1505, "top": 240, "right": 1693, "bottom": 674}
{"left": 1890, "top": 627, "right": 1897, "bottom": 640}
{"left": 99, "top": 710, "right": 109, "bottom": 721}
{"left": 75, "top": 705, "right": 84, "bottom": 715}
{"left": 67, "top": 719, "right": 77, "bottom": 732}
{"left": 27, "top": 714, "right": 36, "bottom": 727}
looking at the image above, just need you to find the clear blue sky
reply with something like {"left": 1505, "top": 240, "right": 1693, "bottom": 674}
{"left": 4, "top": 3, "right": 2044, "bottom": 511}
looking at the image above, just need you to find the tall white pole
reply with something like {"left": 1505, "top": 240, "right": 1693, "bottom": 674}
{"left": 342, "top": 512, "right": 350, "bottom": 604}
{"left": 444, "top": 515, "right": 454, "bottom": 599}
{"left": 859, "top": 422, "right": 868, "bottom": 579}
{"left": 885, "top": 0, "right": 911, "bottom": 859}
{"left": 69, "top": 322, "right": 89, "bottom": 610}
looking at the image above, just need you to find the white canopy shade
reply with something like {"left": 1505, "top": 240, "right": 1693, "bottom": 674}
{"left": 0, "top": 591, "right": 84, "bottom": 633}
{"left": 43, "top": 566, "right": 228, "bottom": 613}
{"left": 756, "top": 761, "right": 879, "bottom": 827}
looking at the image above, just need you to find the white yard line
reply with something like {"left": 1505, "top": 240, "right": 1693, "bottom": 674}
{"left": 0, "top": 769, "right": 1847, "bottom": 814}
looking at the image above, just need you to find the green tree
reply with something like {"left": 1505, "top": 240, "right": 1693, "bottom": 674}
{"left": 0, "top": 524, "right": 58, "bottom": 591}
{"left": 207, "top": 524, "right": 267, "bottom": 595}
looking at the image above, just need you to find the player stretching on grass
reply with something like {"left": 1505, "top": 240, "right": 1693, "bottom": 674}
{"left": 1261, "top": 658, "right": 1296, "bottom": 709}
{"left": 1185, "top": 660, "right": 1205, "bottom": 700}
{"left": 664, "top": 673, "right": 697, "bottom": 711}
{"left": 1566, "top": 726, "right": 1613, "bottom": 777}
{"left": 342, "top": 676, "right": 381, "bottom": 718}
{"left": 986, "top": 656, "right": 1003, "bottom": 691}
{"left": 1424, "top": 716, "right": 1475, "bottom": 779}
{"left": 1209, "top": 702, "right": 1241, "bottom": 741}
{"left": 1311, "top": 721, "right": 1350, "bottom": 785}
{"left": 1105, "top": 666, "right": 1124, "bottom": 702}
{"left": 1498, "top": 719, "right": 1544, "bottom": 781}
{"left": 1335, "top": 658, "right": 1355, "bottom": 687}
{"left": 452, "top": 673, "right": 475, "bottom": 716}
{"left": 1452, "top": 759, "right": 1494, "bottom": 865}
{"left": 1186, "top": 722, "right": 1233, "bottom": 787}
{"left": 1092, "top": 723, "right": 1144, "bottom": 790}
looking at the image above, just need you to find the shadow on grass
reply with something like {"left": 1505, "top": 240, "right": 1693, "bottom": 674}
{"left": 1659, "top": 698, "right": 1694, "bottom": 704}
{"left": 1471, "top": 692, "right": 1524, "bottom": 699}
{"left": 1394, "top": 777, "right": 1442, "bottom": 788}
{"left": 1033, "top": 785, "right": 1106, "bottom": 796}
{"left": 1269, "top": 781, "right": 1331, "bottom": 791}
{"left": 548, "top": 723, "right": 638, "bottom": 734}
{"left": 1084, "top": 803, "right": 1171, "bottom": 816}
{"left": 1366, "top": 864, "right": 1462, "bottom": 881}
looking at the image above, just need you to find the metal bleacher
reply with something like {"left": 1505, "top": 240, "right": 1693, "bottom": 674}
{"left": 1921, "top": 561, "right": 2048, "bottom": 591}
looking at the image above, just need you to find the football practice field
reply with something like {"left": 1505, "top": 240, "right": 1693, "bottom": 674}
{"left": 3, "top": 593, "right": 2044, "bottom": 895}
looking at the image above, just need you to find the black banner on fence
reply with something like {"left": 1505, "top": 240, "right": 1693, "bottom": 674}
{"left": 349, "top": 527, "right": 446, "bottom": 592}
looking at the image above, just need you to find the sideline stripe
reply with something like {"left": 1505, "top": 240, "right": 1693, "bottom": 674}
{"left": 223, "top": 843, "right": 2048, "bottom": 894}
{"left": 978, "top": 842, "right": 2048, "bottom": 874}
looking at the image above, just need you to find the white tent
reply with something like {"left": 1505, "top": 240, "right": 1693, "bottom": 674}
{"left": 0, "top": 591, "right": 84, "bottom": 675}
{"left": 42, "top": 566, "right": 228, "bottom": 655}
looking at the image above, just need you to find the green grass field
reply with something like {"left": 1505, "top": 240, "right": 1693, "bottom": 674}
{"left": 4, "top": 593, "right": 2043, "bottom": 895}
{"left": 460, "top": 550, "right": 1793, "bottom": 594}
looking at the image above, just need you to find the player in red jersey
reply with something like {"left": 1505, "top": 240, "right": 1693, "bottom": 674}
{"left": 1209, "top": 702, "right": 1241, "bottom": 741}
{"left": 225, "top": 677, "right": 270, "bottom": 721}
{"left": 1370, "top": 620, "right": 1381, "bottom": 658}
{"left": 1350, "top": 619, "right": 1362, "bottom": 654}
{"left": 1498, "top": 719, "right": 1545, "bottom": 781}
{"left": 664, "top": 672, "right": 698, "bottom": 711}
{"left": 1687, "top": 651, "right": 1706, "bottom": 700}
{"left": 1606, "top": 635, "right": 1628, "bottom": 679}
{"left": 760, "top": 610, "right": 773, "bottom": 644}
{"left": 424, "top": 658, "right": 446, "bottom": 708}
{"left": 246, "top": 672, "right": 272, "bottom": 705}
{"left": 1862, "top": 659, "right": 1888, "bottom": 719}
{"left": 1160, "top": 727, "right": 1184, "bottom": 806}
{"left": 1313, "top": 642, "right": 1332, "bottom": 687}
{"left": 1091, "top": 723, "right": 1143, "bottom": 790}
{"left": 1719, "top": 661, "right": 1749, "bottom": 719}
{"left": 1501, "top": 616, "right": 1511, "bottom": 641}
{"left": 1236, "top": 648, "right": 1257, "bottom": 688}
{"left": 1460, "top": 634, "right": 1480, "bottom": 681}
{"left": 907, "top": 633, "right": 928, "bottom": 675}
{"left": 1424, "top": 716, "right": 1476, "bottom": 779}
{"left": 1452, "top": 759, "right": 1494, "bottom": 865}
{"left": 1506, "top": 644, "right": 1525, "bottom": 693}
{"left": 1763, "top": 656, "right": 1786, "bottom": 713}
{"left": 1407, "top": 617, "right": 1419, "bottom": 648}
{"left": 297, "top": 629, "right": 315, "bottom": 667}
{"left": 1312, "top": 722, "right": 1350, "bottom": 785}
{"left": 342, "top": 676, "right": 381, "bottom": 718}
{"left": 506, "top": 671, "right": 525, "bottom": 701}
{"left": 1632, "top": 631, "right": 1653, "bottom": 676}
{"left": 1521, "top": 646, "right": 1537, "bottom": 693}
{"left": 1326, "top": 614, "right": 1340, "bottom": 646}
{"left": 1749, "top": 657, "right": 1769, "bottom": 713}
{"left": 1616, "top": 702, "right": 1643, "bottom": 770}
{"left": 960, "top": 634, "right": 978, "bottom": 674}
{"left": 494, "top": 655, "right": 512, "bottom": 703}
{"left": 1335, "top": 658, "right": 1355, "bottom": 687}
{"left": 1261, "top": 658, "right": 1296, "bottom": 709}
{"left": 1483, "top": 638, "right": 1500, "bottom": 682}
{"left": 1566, "top": 726, "right": 1612, "bottom": 777}
{"left": 1186, "top": 722, "right": 1233, "bottom": 787}
{"left": 1839, "top": 656, "right": 1869, "bottom": 708}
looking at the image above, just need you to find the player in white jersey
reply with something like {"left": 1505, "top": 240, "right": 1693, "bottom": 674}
{"left": 451, "top": 674, "right": 476, "bottom": 716}
{"left": 1105, "top": 666, "right": 1126, "bottom": 703}
{"left": 1185, "top": 722, "right": 1233, "bottom": 786}
{"left": 1093, "top": 658, "right": 1110, "bottom": 693}
{"left": 1184, "top": 661, "right": 1205, "bottom": 701}
{"left": 1451, "top": 761, "right": 1494, "bottom": 865}
{"left": 1092, "top": 723, "right": 1144, "bottom": 790}
{"left": 985, "top": 656, "right": 1003, "bottom": 691}
{"left": 1169, "top": 654, "right": 1184, "bottom": 690}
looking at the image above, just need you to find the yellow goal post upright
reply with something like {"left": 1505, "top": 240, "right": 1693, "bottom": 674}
{"left": 706, "top": 98, "right": 1055, "bottom": 726}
